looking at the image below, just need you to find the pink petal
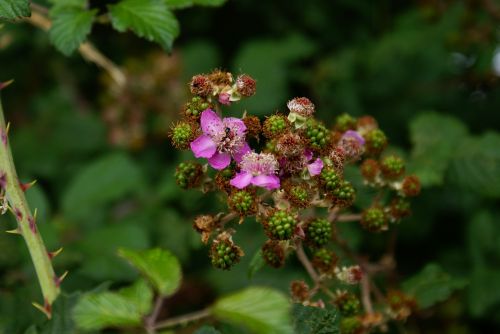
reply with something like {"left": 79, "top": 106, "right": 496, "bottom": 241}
{"left": 342, "top": 130, "right": 365, "bottom": 146}
{"left": 218, "top": 93, "right": 231, "bottom": 105}
{"left": 304, "top": 149, "right": 313, "bottom": 161}
{"left": 251, "top": 174, "right": 280, "bottom": 190}
{"left": 190, "top": 135, "right": 217, "bottom": 158}
{"left": 224, "top": 117, "right": 247, "bottom": 136}
{"left": 307, "top": 158, "right": 324, "bottom": 176}
{"left": 208, "top": 151, "right": 231, "bottom": 170}
{"left": 201, "top": 109, "right": 223, "bottom": 136}
{"left": 233, "top": 142, "right": 251, "bottom": 163}
{"left": 230, "top": 171, "right": 253, "bottom": 189}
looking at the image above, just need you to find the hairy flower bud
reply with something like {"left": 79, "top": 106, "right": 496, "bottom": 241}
{"left": 236, "top": 74, "right": 256, "bottom": 97}
{"left": 364, "top": 128, "right": 388, "bottom": 156}
{"left": 305, "top": 218, "right": 332, "bottom": 247}
{"left": 210, "top": 232, "right": 244, "bottom": 270}
{"left": 169, "top": 121, "right": 197, "bottom": 150}
{"left": 175, "top": 161, "right": 203, "bottom": 189}
{"left": 261, "top": 240, "right": 286, "bottom": 268}
{"left": 380, "top": 155, "right": 405, "bottom": 179}
{"left": 263, "top": 209, "right": 298, "bottom": 240}
{"left": 228, "top": 189, "right": 257, "bottom": 216}
{"left": 312, "top": 248, "right": 338, "bottom": 274}
{"left": 361, "top": 206, "right": 388, "bottom": 232}
{"left": 401, "top": 175, "right": 421, "bottom": 197}
{"left": 263, "top": 114, "right": 290, "bottom": 139}
{"left": 190, "top": 74, "right": 213, "bottom": 97}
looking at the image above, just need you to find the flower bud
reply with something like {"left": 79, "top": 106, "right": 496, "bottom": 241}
{"left": 263, "top": 114, "right": 290, "bottom": 139}
{"left": 261, "top": 240, "right": 286, "bottom": 268}
{"left": 364, "top": 128, "right": 387, "bottom": 156}
{"left": 169, "top": 121, "right": 197, "bottom": 150}
{"left": 380, "top": 155, "right": 405, "bottom": 180}
{"left": 401, "top": 175, "right": 421, "bottom": 197}
{"left": 210, "top": 232, "right": 244, "bottom": 270}
{"left": 236, "top": 74, "right": 256, "bottom": 97}
{"left": 263, "top": 209, "right": 298, "bottom": 240}
{"left": 174, "top": 161, "right": 203, "bottom": 189}
{"left": 305, "top": 218, "right": 332, "bottom": 247}
{"left": 361, "top": 206, "right": 387, "bottom": 232}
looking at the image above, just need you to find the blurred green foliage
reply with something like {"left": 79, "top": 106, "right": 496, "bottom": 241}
{"left": 1, "top": 0, "right": 500, "bottom": 333}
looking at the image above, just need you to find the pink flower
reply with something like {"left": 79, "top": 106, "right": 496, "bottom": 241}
{"left": 218, "top": 93, "right": 231, "bottom": 105}
{"left": 304, "top": 149, "right": 324, "bottom": 176}
{"left": 230, "top": 152, "right": 280, "bottom": 190}
{"left": 190, "top": 109, "right": 250, "bottom": 170}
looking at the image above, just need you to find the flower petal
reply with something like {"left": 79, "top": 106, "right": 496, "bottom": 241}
{"left": 201, "top": 109, "right": 223, "bottom": 136}
{"left": 230, "top": 171, "right": 253, "bottom": 189}
{"left": 342, "top": 130, "right": 365, "bottom": 146}
{"left": 303, "top": 149, "right": 313, "bottom": 161}
{"left": 307, "top": 158, "right": 324, "bottom": 176}
{"left": 251, "top": 174, "right": 280, "bottom": 190}
{"left": 190, "top": 135, "right": 217, "bottom": 158}
{"left": 233, "top": 142, "right": 251, "bottom": 163}
{"left": 208, "top": 151, "right": 231, "bottom": 170}
{"left": 223, "top": 117, "right": 247, "bottom": 136}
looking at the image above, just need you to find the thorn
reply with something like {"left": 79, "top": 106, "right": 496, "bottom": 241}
{"left": 28, "top": 216, "right": 37, "bottom": 233}
{"left": 5, "top": 122, "right": 10, "bottom": 135}
{"left": 54, "top": 270, "right": 69, "bottom": 287}
{"left": 0, "top": 79, "right": 14, "bottom": 91}
{"left": 33, "top": 208, "right": 38, "bottom": 219}
{"left": 48, "top": 247, "right": 63, "bottom": 259}
{"left": 5, "top": 228, "right": 21, "bottom": 235}
{"left": 32, "top": 299, "right": 52, "bottom": 319}
{"left": 20, "top": 179, "right": 37, "bottom": 192}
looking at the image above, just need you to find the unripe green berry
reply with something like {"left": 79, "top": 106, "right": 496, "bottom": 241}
{"left": 335, "top": 113, "right": 357, "bottom": 132}
{"left": 340, "top": 316, "right": 362, "bottom": 334}
{"left": 169, "top": 122, "right": 196, "bottom": 149}
{"left": 312, "top": 248, "right": 338, "bottom": 274}
{"left": 263, "top": 115, "right": 289, "bottom": 138}
{"left": 401, "top": 175, "right": 421, "bottom": 197}
{"left": 305, "top": 120, "right": 330, "bottom": 152}
{"left": 331, "top": 180, "right": 356, "bottom": 207}
{"left": 210, "top": 234, "right": 244, "bottom": 270}
{"left": 305, "top": 218, "right": 332, "bottom": 247}
{"left": 261, "top": 240, "right": 286, "bottom": 268}
{"left": 335, "top": 292, "right": 361, "bottom": 316}
{"left": 174, "top": 161, "right": 203, "bottom": 189}
{"left": 389, "top": 196, "right": 411, "bottom": 220}
{"left": 380, "top": 155, "right": 405, "bottom": 179}
{"left": 228, "top": 189, "right": 257, "bottom": 216}
{"left": 183, "top": 96, "right": 212, "bottom": 120}
{"left": 361, "top": 206, "right": 387, "bottom": 232}
{"left": 360, "top": 159, "right": 379, "bottom": 182}
{"left": 285, "top": 183, "right": 310, "bottom": 208}
{"left": 320, "top": 167, "right": 341, "bottom": 191}
{"left": 364, "top": 128, "right": 387, "bottom": 156}
{"left": 264, "top": 210, "right": 297, "bottom": 240}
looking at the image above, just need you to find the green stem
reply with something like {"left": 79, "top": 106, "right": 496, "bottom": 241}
{"left": 0, "top": 88, "right": 60, "bottom": 318}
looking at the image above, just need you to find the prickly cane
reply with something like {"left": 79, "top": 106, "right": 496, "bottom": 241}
{"left": 0, "top": 81, "right": 62, "bottom": 318}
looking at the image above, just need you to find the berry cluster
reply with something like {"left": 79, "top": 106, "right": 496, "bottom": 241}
{"left": 169, "top": 70, "right": 422, "bottom": 332}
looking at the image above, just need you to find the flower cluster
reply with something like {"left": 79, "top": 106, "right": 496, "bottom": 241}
{"left": 169, "top": 70, "right": 422, "bottom": 332}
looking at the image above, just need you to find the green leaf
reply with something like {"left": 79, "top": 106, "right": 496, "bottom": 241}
{"left": 119, "top": 248, "right": 182, "bottom": 296}
{"left": 247, "top": 250, "right": 265, "bottom": 279}
{"left": 292, "top": 304, "right": 339, "bottom": 334}
{"left": 408, "top": 112, "right": 468, "bottom": 186}
{"left": 49, "top": 7, "right": 97, "bottom": 56}
{"left": 402, "top": 263, "right": 467, "bottom": 308}
{"left": 119, "top": 279, "right": 154, "bottom": 315}
{"left": 0, "top": 0, "right": 30, "bottom": 20}
{"left": 449, "top": 132, "right": 500, "bottom": 198}
{"left": 194, "top": 326, "right": 222, "bottom": 334}
{"left": 468, "top": 267, "right": 500, "bottom": 317}
{"left": 212, "top": 287, "right": 292, "bottom": 334}
{"left": 164, "top": 0, "right": 227, "bottom": 9}
{"left": 62, "top": 153, "right": 144, "bottom": 220}
{"left": 109, "top": 0, "right": 179, "bottom": 51}
{"left": 72, "top": 292, "right": 143, "bottom": 330}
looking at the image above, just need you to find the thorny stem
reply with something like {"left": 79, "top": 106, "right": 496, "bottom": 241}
{"left": 153, "top": 308, "right": 211, "bottom": 331}
{"left": 26, "top": 4, "right": 127, "bottom": 89}
{"left": 0, "top": 88, "right": 60, "bottom": 318}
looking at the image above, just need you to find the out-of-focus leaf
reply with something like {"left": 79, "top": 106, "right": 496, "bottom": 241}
{"left": 408, "top": 112, "right": 468, "bottom": 186}
{"left": 119, "top": 279, "right": 154, "bottom": 315}
{"left": 0, "top": 0, "right": 30, "bottom": 20}
{"left": 212, "top": 287, "right": 292, "bottom": 334}
{"left": 118, "top": 248, "right": 182, "bottom": 296}
{"left": 402, "top": 263, "right": 467, "bottom": 308}
{"left": 292, "top": 304, "right": 339, "bottom": 334}
{"left": 247, "top": 250, "right": 265, "bottom": 279}
{"left": 39, "top": 291, "right": 81, "bottom": 334}
{"left": 72, "top": 292, "right": 142, "bottom": 330}
{"left": 62, "top": 153, "right": 144, "bottom": 220}
{"left": 77, "top": 224, "right": 149, "bottom": 281}
{"left": 165, "top": 0, "right": 227, "bottom": 9}
{"left": 109, "top": 0, "right": 179, "bottom": 51}
{"left": 49, "top": 7, "right": 97, "bottom": 56}
{"left": 450, "top": 132, "right": 500, "bottom": 198}
{"left": 194, "top": 326, "right": 222, "bottom": 334}
{"left": 468, "top": 267, "right": 500, "bottom": 317}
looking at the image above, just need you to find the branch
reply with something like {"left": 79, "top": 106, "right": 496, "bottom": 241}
{"left": 0, "top": 85, "right": 60, "bottom": 318}
{"left": 153, "top": 308, "right": 211, "bottom": 330}
{"left": 25, "top": 5, "right": 126, "bottom": 89}
{"left": 295, "top": 241, "right": 320, "bottom": 284}
{"left": 145, "top": 296, "right": 164, "bottom": 334}
{"left": 336, "top": 213, "right": 361, "bottom": 222}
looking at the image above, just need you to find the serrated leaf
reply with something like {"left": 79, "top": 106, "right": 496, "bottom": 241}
{"left": 49, "top": 7, "right": 97, "bottom": 56}
{"left": 119, "top": 248, "right": 182, "bottom": 296}
{"left": 72, "top": 292, "right": 143, "bottom": 330}
{"left": 402, "top": 263, "right": 467, "bottom": 308}
{"left": 109, "top": 0, "right": 179, "bottom": 51}
{"left": 408, "top": 112, "right": 468, "bottom": 186}
{"left": 62, "top": 153, "right": 144, "bottom": 220}
{"left": 449, "top": 132, "right": 500, "bottom": 198}
{"left": 119, "top": 279, "right": 154, "bottom": 315}
{"left": 292, "top": 304, "right": 339, "bottom": 334}
{"left": 0, "top": 0, "right": 30, "bottom": 20}
{"left": 212, "top": 287, "right": 292, "bottom": 334}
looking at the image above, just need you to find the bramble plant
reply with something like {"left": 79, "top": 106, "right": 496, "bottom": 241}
{"left": 169, "top": 69, "right": 426, "bottom": 332}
